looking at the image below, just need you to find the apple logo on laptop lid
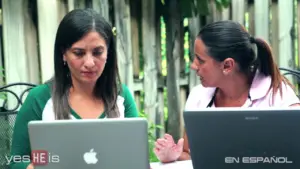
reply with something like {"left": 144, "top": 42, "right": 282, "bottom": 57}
{"left": 83, "top": 149, "right": 98, "bottom": 164}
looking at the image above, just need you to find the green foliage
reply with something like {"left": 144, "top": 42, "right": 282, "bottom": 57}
{"left": 159, "top": 0, "right": 231, "bottom": 18}
{"left": 139, "top": 112, "right": 164, "bottom": 163}
{"left": 215, "top": 0, "right": 231, "bottom": 11}
{"left": 184, "top": 25, "right": 190, "bottom": 74}
{"left": 179, "top": 0, "right": 201, "bottom": 18}
{"left": 160, "top": 16, "right": 167, "bottom": 76}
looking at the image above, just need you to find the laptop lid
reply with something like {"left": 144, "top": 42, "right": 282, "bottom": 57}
{"left": 184, "top": 108, "right": 300, "bottom": 169}
{"left": 28, "top": 118, "right": 149, "bottom": 169}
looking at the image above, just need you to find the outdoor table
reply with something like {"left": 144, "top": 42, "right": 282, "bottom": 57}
{"left": 150, "top": 160, "right": 193, "bottom": 169}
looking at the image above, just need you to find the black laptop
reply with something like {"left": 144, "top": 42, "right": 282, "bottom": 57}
{"left": 183, "top": 108, "right": 300, "bottom": 169}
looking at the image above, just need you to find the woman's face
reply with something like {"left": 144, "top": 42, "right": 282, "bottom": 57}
{"left": 63, "top": 31, "right": 107, "bottom": 85}
{"left": 190, "top": 38, "right": 224, "bottom": 87}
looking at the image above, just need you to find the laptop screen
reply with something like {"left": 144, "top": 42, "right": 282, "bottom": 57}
{"left": 184, "top": 108, "right": 300, "bottom": 169}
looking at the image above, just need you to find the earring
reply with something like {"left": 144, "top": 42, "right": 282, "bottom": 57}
{"left": 249, "top": 65, "right": 254, "bottom": 72}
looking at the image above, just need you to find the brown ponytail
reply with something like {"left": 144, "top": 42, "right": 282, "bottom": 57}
{"left": 252, "top": 37, "right": 294, "bottom": 101}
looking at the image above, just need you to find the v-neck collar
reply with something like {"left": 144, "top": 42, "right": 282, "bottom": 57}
{"left": 70, "top": 108, "right": 106, "bottom": 119}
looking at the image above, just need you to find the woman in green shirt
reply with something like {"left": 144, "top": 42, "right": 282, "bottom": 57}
{"left": 10, "top": 8, "right": 138, "bottom": 169}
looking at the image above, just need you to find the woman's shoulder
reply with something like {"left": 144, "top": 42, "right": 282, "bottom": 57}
{"left": 270, "top": 81, "right": 300, "bottom": 106}
{"left": 21, "top": 83, "right": 52, "bottom": 110}
{"left": 249, "top": 72, "right": 300, "bottom": 106}
{"left": 117, "top": 83, "right": 138, "bottom": 117}
{"left": 119, "top": 83, "right": 132, "bottom": 98}
{"left": 17, "top": 83, "right": 52, "bottom": 120}
{"left": 117, "top": 83, "right": 134, "bottom": 107}
{"left": 28, "top": 83, "right": 52, "bottom": 99}
{"left": 185, "top": 84, "right": 216, "bottom": 110}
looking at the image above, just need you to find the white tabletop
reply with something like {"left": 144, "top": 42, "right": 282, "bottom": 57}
{"left": 150, "top": 160, "right": 193, "bottom": 169}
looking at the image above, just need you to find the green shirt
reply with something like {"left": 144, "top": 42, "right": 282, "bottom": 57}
{"left": 9, "top": 83, "right": 138, "bottom": 169}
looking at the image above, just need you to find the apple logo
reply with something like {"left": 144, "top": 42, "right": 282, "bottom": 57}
{"left": 83, "top": 149, "right": 98, "bottom": 164}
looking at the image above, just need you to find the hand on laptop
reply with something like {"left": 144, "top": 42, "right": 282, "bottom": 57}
{"left": 154, "top": 134, "right": 184, "bottom": 163}
{"left": 26, "top": 163, "right": 34, "bottom": 169}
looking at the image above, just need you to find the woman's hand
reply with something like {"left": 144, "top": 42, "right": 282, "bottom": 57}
{"left": 154, "top": 134, "right": 184, "bottom": 163}
{"left": 26, "top": 163, "right": 34, "bottom": 169}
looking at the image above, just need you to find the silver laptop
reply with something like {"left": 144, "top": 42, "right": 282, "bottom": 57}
{"left": 28, "top": 118, "right": 149, "bottom": 169}
{"left": 184, "top": 107, "right": 300, "bottom": 169}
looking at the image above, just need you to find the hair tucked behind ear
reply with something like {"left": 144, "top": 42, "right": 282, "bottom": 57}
{"left": 252, "top": 37, "right": 294, "bottom": 100}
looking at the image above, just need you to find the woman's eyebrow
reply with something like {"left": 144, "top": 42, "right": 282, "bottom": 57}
{"left": 71, "top": 47, "right": 84, "bottom": 51}
{"left": 71, "top": 45, "right": 105, "bottom": 50}
{"left": 94, "top": 46, "right": 105, "bottom": 50}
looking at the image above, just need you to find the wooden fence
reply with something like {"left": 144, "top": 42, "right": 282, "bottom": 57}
{"left": 0, "top": 0, "right": 299, "bottom": 141}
